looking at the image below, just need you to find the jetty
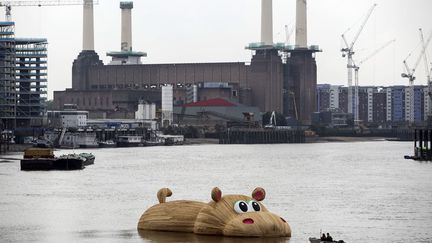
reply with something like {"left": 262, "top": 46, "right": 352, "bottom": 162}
{"left": 405, "top": 129, "right": 432, "bottom": 161}
{"left": 219, "top": 128, "right": 305, "bottom": 144}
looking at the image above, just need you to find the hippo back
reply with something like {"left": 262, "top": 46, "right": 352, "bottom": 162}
{"left": 138, "top": 200, "right": 206, "bottom": 233}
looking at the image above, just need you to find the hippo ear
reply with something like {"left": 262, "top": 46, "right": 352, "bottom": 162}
{"left": 211, "top": 187, "right": 222, "bottom": 202}
{"left": 252, "top": 187, "right": 266, "bottom": 201}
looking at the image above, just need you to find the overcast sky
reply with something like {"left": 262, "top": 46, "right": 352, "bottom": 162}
{"left": 8, "top": 0, "right": 432, "bottom": 99}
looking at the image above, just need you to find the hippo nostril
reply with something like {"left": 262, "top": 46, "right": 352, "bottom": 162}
{"left": 280, "top": 217, "right": 286, "bottom": 223}
{"left": 243, "top": 218, "right": 254, "bottom": 224}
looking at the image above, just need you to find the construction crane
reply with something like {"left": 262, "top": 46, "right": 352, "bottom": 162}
{"left": 401, "top": 28, "right": 432, "bottom": 123}
{"left": 419, "top": 29, "right": 432, "bottom": 119}
{"left": 0, "top": 0, "right": 98, "bottom": 21}
{"left": 341, "top": 3, "right": 377, "bottom": 121}
{"left": 352, "top": 39, "right": 396, "bottom": 121}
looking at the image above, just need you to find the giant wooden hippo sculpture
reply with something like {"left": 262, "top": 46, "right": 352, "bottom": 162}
{"left": 138, "top": 187, "right": 291, "bottom": 238}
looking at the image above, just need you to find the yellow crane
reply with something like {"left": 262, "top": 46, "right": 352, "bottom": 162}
{"left": 0, "top": 0, "right": 98, "bottom": 21}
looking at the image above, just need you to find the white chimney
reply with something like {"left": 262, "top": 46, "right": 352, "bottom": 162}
{"left": 121, "top": 2, "right": 133, "bottom": 52}
{"left": 295, "top": 0, "right": 307, "bottom": 48}
{"left": 83, "top": 0, "right": 94, "bottom": 51}
{"left": 261, "top": 0, "right": 273, "bottom": 46}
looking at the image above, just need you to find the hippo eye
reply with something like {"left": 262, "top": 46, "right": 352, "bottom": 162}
{"left": 234, "top": 201, "right": 249, "bottom": 213}
{"left": 249, "top": 200, "right": 261, "bottom": 212}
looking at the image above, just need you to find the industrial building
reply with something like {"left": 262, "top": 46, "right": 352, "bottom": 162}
{"left": 0, "top": 21, "right": 47, "bottom": 130}
{"left": 53, "top": 0, "right": 320, "bottom": 126}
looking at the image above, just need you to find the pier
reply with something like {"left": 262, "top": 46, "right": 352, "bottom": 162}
{"left": 219, "top": 128, "right": 305, "bottom": 144}
{"left": 412, "top": 129, "right": 432, "bottom": 161}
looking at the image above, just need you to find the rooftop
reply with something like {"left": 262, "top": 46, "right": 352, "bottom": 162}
{"left": 107, "top": 51, "right": 147, "bottom": 57}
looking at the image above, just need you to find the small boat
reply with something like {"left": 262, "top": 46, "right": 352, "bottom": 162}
{"left": 79, "top": 153, "right": 95, "bottom": 166}
{"left": 98, "top": 140, "right": 116, "bottom": 148}
{"left": 309, "top": 237, "right": 345, "bottom": 243}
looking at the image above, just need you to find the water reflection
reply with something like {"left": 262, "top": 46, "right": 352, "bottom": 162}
{"left": 75, "top": 229, "right": 137, "bottom": 240}
{"left": 138, "top": 230, "right": 290, "bottom": 243}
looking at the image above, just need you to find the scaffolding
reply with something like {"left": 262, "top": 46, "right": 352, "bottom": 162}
{"left": 0, "top": 22, "right": 16, "bottom": 129}
{"left": 0, "top": 22, "right": 47, "bottom": 129}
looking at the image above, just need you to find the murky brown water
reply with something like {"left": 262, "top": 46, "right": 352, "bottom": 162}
{"left": 1, "top": 141, "right": 432, "bottom": 242}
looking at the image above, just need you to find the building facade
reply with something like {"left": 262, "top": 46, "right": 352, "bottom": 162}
{"left": 317, "top": 84, "right": 429, "bottom": 125}
{"left": 0, "top": 22, "right": 47, "bottom": 130}
{"left": 54, "top": 47, "right": 319, "bottom": 125}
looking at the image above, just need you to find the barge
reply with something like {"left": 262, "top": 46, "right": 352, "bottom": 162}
{"left": 20, "top": 148, "right": 94, "bottom": 171}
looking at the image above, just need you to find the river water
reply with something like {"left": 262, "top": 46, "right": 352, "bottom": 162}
{"left": 1, "top": 141, "right": 432, "bottom": 243}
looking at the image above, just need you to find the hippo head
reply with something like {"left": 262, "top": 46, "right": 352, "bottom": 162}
{"left": 194, "top": 187, "right": 291, "bottom": 238}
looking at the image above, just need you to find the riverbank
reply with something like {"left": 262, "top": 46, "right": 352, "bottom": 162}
{"left": 0, "top": 136, "right": 400, "bottom": 154}
{"left": 313, "top": 136, "right": 389, "bottom": 143}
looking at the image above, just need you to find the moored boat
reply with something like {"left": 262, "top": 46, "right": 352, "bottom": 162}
{"left": 116, "top": 136, "right": 143, "bottom": 147}
{"left": 98, "top": 140, "right": 116, "bottom": 148}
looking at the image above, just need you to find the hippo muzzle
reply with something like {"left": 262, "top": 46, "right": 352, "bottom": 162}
{"left": 222, "top": 212, "right": 291, "bottom": 237}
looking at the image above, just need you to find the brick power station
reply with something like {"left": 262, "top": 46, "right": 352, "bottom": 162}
{"left": 53, "top": 0, "right": 320, "bottom": 125}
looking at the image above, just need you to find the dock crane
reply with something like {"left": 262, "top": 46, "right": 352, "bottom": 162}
{"left": 401, "top": 29, "right": 432, "bottom": 123}
{"left": 352, "top": 39, "right": 396, "bottom": 120}
{"left": 341, "top": 3, "right": 377, "bottom": 121}
{"left": 0, "top": 0, "right": 98, "bottom": 21}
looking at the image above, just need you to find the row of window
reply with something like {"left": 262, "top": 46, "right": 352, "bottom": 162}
{"left": 69, "top": 96, "right": 111, "bottom": 108}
